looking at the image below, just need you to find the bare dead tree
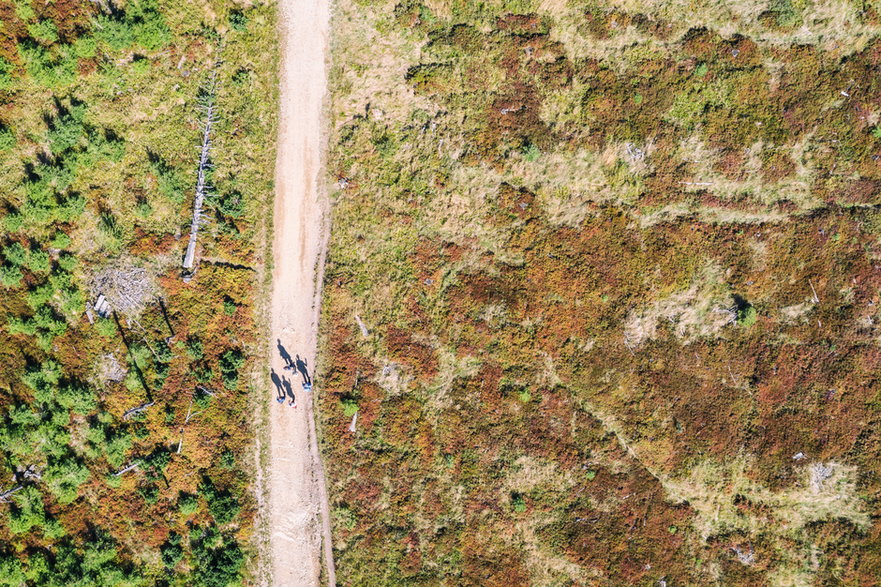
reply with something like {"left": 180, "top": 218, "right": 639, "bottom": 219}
{"left": 16, "top": 465, "right": 41, "bottom": 482}
{"left": 355, "top": 314, "right": 370, "bottom": 338}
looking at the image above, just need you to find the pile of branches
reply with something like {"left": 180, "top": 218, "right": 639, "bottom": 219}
{"left": 90, "top": 262, "right": 155, "bottom": 316}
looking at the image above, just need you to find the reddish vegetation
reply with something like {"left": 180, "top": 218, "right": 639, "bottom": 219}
{"left": 322, "top": 2, "right": 881, "bottom": 584}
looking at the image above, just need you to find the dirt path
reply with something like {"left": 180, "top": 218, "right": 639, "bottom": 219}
{"left": 268, "top": 0, "right": 335, "bottom": 585}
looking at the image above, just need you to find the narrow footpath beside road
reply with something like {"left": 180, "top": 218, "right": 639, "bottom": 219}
{"left": 269, "top": 0, "right": 335, "bottom": 585}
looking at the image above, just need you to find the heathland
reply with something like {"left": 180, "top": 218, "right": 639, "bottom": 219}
{"left": 318, "top": 0, "right": 881, "bottom": 584}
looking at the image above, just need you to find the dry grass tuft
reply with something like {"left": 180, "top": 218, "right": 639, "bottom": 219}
{"left": 624, "top": 263, "right": 735, "bottom": 347}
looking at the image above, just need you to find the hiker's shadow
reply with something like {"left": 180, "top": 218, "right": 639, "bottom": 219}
{"left": 282, "top": 377, "right": 296, "bottom": 404}
{"left": 271, "top": 369, "right": 285, "bottom": 400}
{"left": 295, "top": 354, "right": 312, "bottom": 385}
{"left": 276, "top": 339, "right": 294, "bottom": 368}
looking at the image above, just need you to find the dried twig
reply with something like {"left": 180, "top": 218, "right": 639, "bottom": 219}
{"left": 354, "top": 314, "right": 370, "bottom": 338}
{"left": 123, "top": 401, "right": 155, "bottom": 421}
{"left": 0, "top": 485, "right": 23, "bottom": 503}
{"left": 113, "top": 462, "right": 139, "bottom": 477}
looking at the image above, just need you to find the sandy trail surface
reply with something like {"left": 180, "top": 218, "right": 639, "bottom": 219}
{"left": 269, "top": 0, "right": 334, "bottom": 585}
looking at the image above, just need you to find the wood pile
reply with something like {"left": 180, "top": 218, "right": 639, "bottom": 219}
{"left": 91, "top": 263, "right": 154, "bottom": 316}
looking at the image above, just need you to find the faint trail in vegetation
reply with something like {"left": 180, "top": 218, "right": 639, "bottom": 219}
{"left": 268, "top": 0, "right": 334, "bottom": 585}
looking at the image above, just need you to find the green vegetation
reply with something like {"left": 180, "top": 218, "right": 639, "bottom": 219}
{"left": 320, "top": 0, "right": 881, "bottom": 583}
{"left": 0, "top": 0, "right": 278, "bottom": 583}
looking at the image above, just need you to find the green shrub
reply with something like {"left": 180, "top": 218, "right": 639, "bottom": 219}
{"left": 185, "top": 336, "right": 204, "bottom": 360}
{"left": 95, "top": 317, "right": 118, "bottom": 338}
{"left": 0, "top": 125, "right": 15, "bottom": 150}
{"left": 47, "top": 107, "right": 86, "bottom": 155}
{"left": 42, "top": 518, "right": 66, "bottom": 540}
{"left": 511, "top": 492, "right": 526, "bottom": 513}
{"left": 521, "top": 142, "right": 540, "bottom": 162}
{"left": 737, "top": 304, "right": 757, "bottom": 328}
{"left": 57, "top": 382, "right": 96, "bottom": 415}
{"left": 105, "top": 432, "right": 132, "bottom": 469}
{"left": 194, "top": 364, "right": 213, "bottom": 384}
{"left": 219, "top": 450, "right": 235, "bottom": 470}
{"left": 7, "top": 486, "right": 46, "bottom": 534}
{"left": 178, "top": 493, "right": 199, "bottom": 515}
{"left": 23, "top": 551, "right": 49, "bottom": 583}
{"left": 130, "top": 55, "right": 150, "bottom": 76}
{"left": 229, "top": 10, "right": 249, "bottom": 32}
{"left": 203, "top": 484, "right": 240, "bottom": 525}
{"left": 14, "top": 1, "right": 35, "bottom": 21}
{"left": 3, "top": 213, "right": 22, "bottom": 232}
{"left": 342, "top": 397, "right": 359, "bottom": 417}
{"left": 219, "top": 349, "right": 244, "bottom": 390}
{"left": 28, "top": 20, "right": 59, "bottom": 44}
{"left": 44, "top": 458, "right": 90, "bottom": 504}
{"left": 0, "top": 265, "right": 23, "bottom": 288}
{"left": 135, "top": 199, "right": 152, "bottom": 218}
{"left": 137, "top": 483, "right": 158, "bottom": 504}
{"left": 94, "top": 0, "right": 171, "bottom": 52}
{"left": 57, "top": 252, "right": 78, "bottom": 272}
{"left": 25, "top": 249, "right": 50, "bottom": 273}
{"left": 149, "top": 155, "right": 186, "bottom": 203}
{"left": 212, "top": 191, "right": 245, "bottom": 218}
{"left": 0, "top": 58, "right": 14, "bottom": 90}
{"left": 18, "top": 41, "right": 78, "bottom": 88}
{"left": 3, "top": 242, "right": 26, "bottom": 266}
{"left": 190, "top": 527, "right": 244, "bottom": 587}
{"left": 161, "top": 533, "right": 184, "bottom": 568}
{"left": 50, "top": 231, "right": 71, "bottom": 249}
{"left": 73, "top": 36, "right": 97, "bottom": 59}
{"left": 0, "top": 556, "right": 26, "bottom": 585}
{"left": 232, "top": 68, "right": 250, "bottom": 85}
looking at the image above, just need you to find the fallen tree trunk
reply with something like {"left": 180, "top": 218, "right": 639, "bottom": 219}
{"left": 183, "top": 70, "right": 219, "bottom": 275}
